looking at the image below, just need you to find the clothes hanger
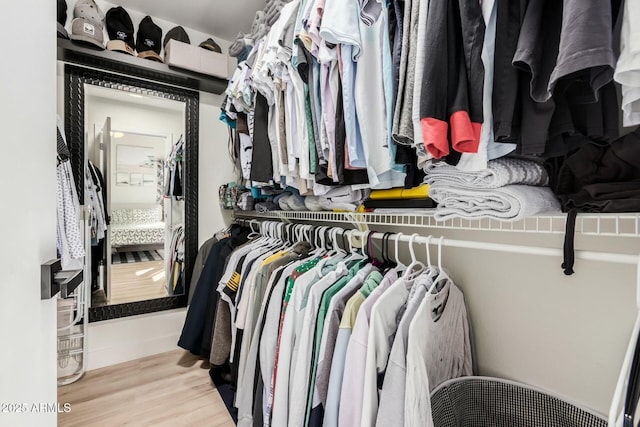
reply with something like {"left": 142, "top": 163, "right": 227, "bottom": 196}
{"left": 399, "top": 233, "right": 426, "bottom": 282}
{"left": 382, "top": 232, "right": 395, "bottom": 268}
{"left": 393, "top": 232, "right": 407, "bottom": 271}
{"left": 429, "top": 236, "right": 450, "bottom": 291}
{"left": 424, "top": 236, "right": 452, "bottom": 322}
{"left": 342, "top": 229, "right": 366, "bottom": 264}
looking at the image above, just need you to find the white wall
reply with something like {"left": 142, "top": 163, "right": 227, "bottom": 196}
{"left": 198, "top": 92, "right": 235, "bottom": 245}
{"left": 110, "top": 133, "right": 165, "bottom": 208}
{"left": 85, "top": 95, "right": 183, "bottom": 164}
{"left": 87, "top": 309, "right": 187, "bottom": 370}
{"left": 64, "top": 0, "right": 237, "bottom": 78}
{"left": 0, "top": 0, "right": 57, "bottom": 425}
{"left": 370, "top": 225, "right": 639, "bottom": 416}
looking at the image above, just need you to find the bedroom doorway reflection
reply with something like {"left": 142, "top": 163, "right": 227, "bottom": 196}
{"left": 85, "top": 85, "right": 186, "bottom": 308}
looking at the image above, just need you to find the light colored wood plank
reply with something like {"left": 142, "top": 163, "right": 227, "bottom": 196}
{"left": 58, "top": 350, "right": 235, "bottom": 427}
{"left": 109, "top": 260, "right": 168, "bottom": 304}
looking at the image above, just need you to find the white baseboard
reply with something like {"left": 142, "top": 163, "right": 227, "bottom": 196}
{"left": 87, "top": 308, "right": 187, "bottom": 371}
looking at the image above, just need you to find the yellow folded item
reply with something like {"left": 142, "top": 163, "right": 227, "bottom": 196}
{"left": 369, "top": 184, "right": 430, "bottom": 200}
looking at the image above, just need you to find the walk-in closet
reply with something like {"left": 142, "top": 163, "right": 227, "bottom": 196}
{"left": 2, "top": 0, "right": 640, "bottom": 426}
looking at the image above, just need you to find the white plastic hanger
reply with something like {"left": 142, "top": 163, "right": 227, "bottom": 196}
{"left": 393, "top": 232, "right": 407, "bottom": 270}
{"left": 341, "top": 229, "right": 366, "bottom": 263}
{"left": 424, "top": 235, "right": 440, "bottom": 280}
{"left": 400, "top": 233, "right": 426, "bottom": 282}
{"left": 428, "top": 236, "right": 451, "bottom": 295}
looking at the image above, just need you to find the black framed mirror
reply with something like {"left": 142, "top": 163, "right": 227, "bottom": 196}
{"left": 64, "top": 64, "right": 198, "bottom": 322}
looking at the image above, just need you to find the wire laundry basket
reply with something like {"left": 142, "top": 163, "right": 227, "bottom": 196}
{"left": 431, "top": 377, "right": 608, "bottom": 427}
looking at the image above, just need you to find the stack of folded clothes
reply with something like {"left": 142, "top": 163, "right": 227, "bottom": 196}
{"left": 274, "top": 191, "right": 308, "bottom": 211}
{"left": 552, "top": 128, "right": 640, "bottom": 212}
{"left": 361, "top": 184, "right": 435, "bottom": 212}
{"left": 424, "top": 158, "right": 561, "bottom": 221}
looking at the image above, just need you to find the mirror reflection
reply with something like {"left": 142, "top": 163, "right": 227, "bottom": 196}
{"left": 84, "top": 85, "right": 186, "bottom": 307}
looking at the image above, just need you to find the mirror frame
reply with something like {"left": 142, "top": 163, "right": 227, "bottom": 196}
{"left": 64, "top": 64, "right": 199, "bottom": 322}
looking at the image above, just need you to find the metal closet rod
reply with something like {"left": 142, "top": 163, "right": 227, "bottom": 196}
{"left": 244, "top": 219, "right": 640, "bottom": 266}
{"left": 356, "top": 230, "right": 638, "bottom": 266}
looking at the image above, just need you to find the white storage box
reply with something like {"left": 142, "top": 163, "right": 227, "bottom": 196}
{"left": 165, "top": 39, "right": 228, "bottom": 79}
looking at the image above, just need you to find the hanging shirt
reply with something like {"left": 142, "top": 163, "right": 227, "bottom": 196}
{"left": 392, "top": 0, "right": 419, "bottom": 146}
{"left": 404, "top": 280, "right": 473, "bottom": 427}
{"left": 320, "top": 0, "right": 366, "bottom": 169}
{"left": 322, "top": 269, "right": 385, "bottom": 427}
{"left": 288, "top": 263, "right": 349, "bottom": 427}
{"left": 614, "top": 0, "right": 640, "bottom": 126}
{"left": 238, "top": 242, "right": 311, "bottom": 401}
{"left": 305, "top": 261, "right": 374, "bottom": 426}
{"left": 259, "top": 260, "right": 304, "bottom": 427}
{"left": 271, "top": 260, "right": 334, "bottom": 427}
{"left": 419, "top": 0, "right": 484, "bottom": 160}
{"left": 375, "top": 275, "right": 430, "bottom": 427}
{"left": 360, "top": 274, "right": 416, "bottom": 427}
{"left": 237, "top": 263, "right": 293, "bottom": 427}
{"left": 338, "top": 269, "right": 397, "bottom": 427}
{"left": 354, "top": 0, "right": 406, "bottom": 189}
{"left": 457, "top": 0, "right": 515, "bottom": 171}
{"left": 308, "top": 264, "right": 377, "bottom": 427}
{"left": 410, "top": 0, "right": 429, "bottom": 168}
{"left": 56, "top": 161, "right": 84, "bottom": 270}
{"left": 269, "top": 257, "right": 323, "bottom": 427}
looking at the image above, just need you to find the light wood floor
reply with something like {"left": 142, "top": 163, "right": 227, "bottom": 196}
{"left": 110, "top": 260, "right": 168, "bottom": 305}
{"left": 58, "top": 350, "right": 235, "bottom": 427}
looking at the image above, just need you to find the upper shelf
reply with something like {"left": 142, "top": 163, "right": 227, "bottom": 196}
{"left": 233, "top": 210, "right": 640, "bottom": 238}
{"left": 57, "top": 38, "right": 228, "bottom": 94}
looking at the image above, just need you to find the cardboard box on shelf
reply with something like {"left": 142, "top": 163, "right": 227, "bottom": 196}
{"left": 165, "top": 39, "right": 228, "bottom": 79}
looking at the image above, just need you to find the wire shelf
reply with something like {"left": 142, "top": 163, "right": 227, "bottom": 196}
{"left": 233, "top": 210, "right": 640, "bottom": 238}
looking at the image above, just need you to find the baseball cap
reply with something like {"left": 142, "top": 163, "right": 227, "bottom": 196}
{"left": 163, "top": 26, "right": 190, "bottom": 49}
{"left": 199, "top": 38, "right": 222, "bottom": 53}
{"left": 69, "top": 0, "right": 105, "bottom": 49}
{"left": 57, "top": 0, "right": 69, "bottom": 39}
{"left": 136, "top": 16, "right": 163, "bottom": 62}
{"left": 106, "top": 7, "right": 135, "bottom": 55}
{"left": 73, "top": 0, "right": 104, "bottom": 25}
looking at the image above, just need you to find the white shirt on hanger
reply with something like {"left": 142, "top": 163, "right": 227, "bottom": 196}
{"left": 375, "top": 275, "right": 430, "bottom": 427}
{"left": 614, "top": 0, "right": 640, "bottom": 126}
{"left": 360, "top": 275, "right": 414, "bottom": 427}
{"left": 288, "top": 263, "right": 349, "bottom": 427}
{"left": 404, "top": 280, "right": 472, "bottom": 427}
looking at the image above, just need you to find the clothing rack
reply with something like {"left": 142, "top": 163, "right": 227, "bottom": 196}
{"left": 234, "top": 216, "right": 640, "bottom": 426}
{"left": 234, "top": 217, "right": 639, "bottom": 266}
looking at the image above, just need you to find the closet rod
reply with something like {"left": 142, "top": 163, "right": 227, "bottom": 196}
{"left": 356, "top": 231, "right": 639, "bottom": 266}
{"left": 243, "top": 219, "right": 639, "bottom": 266}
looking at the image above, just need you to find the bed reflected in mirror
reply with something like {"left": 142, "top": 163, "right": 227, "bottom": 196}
{"left": 84, "top": 85, "right": 186, "bottom": 307}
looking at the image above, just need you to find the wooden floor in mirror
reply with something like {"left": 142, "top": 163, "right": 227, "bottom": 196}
{"left": 110, "top": 260, "right": 167, "bottom": 305}
{"left": 58, "top": 350, "right": 235, "bottom": 427}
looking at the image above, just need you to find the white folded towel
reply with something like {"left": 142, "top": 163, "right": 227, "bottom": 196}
{"left": 424, "top": 158, "right": 549, "bottom": 189}
{"left": 429, "top": 184, "right": 561, "bottom": 222}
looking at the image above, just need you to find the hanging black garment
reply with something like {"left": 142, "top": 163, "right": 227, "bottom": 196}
{"left": 178, "top": 226, "right": 250, "bottom": 356}
{"left": 250, "top": 92, "right": 274, "bottom": 183}
{"left": 335, "top": 77, "right": 369, "bottom": 186}
{"left": 395, "top": 144, "right": 425, "bottom": 188}
{"left": 172, "top": 162, "right": 183, "bottom": 198}
{"left": 492, "top": 0, "right": 528, "bottom": 143}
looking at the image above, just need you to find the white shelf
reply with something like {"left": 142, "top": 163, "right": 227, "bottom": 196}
{"left": 233, "top": 210, "right": 640, "bottom": 238}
